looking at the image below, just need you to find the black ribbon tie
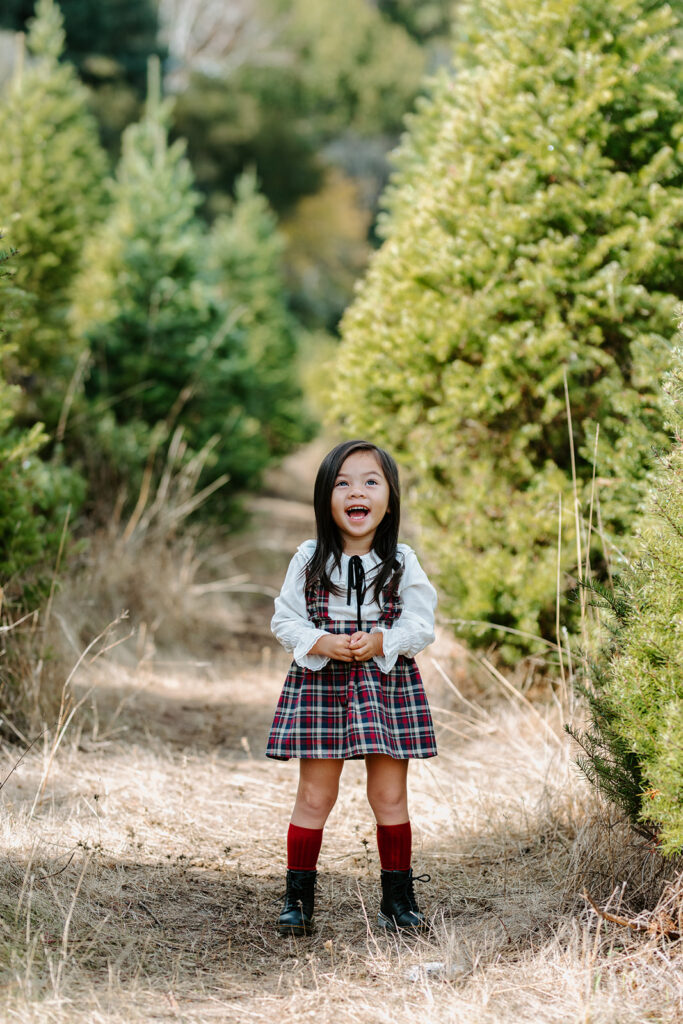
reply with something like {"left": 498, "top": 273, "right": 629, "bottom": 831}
{"left": 347, "top": 555, "right": 366, "bottom": 632}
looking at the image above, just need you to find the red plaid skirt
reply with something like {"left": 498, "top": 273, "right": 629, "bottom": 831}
{"left": 266, "top": 581, "right": 437, "bottom": 761}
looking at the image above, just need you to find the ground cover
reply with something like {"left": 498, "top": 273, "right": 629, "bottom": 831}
{"left": 1, "top": 450, "right": 680, "bottom": 1023}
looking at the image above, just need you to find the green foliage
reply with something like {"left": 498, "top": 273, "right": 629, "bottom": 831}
{"left": 0, "top": 243, "right": 84, "bottom": 604}
{"left": 74, "top": 66, "right": 311, "bottom": 505}
{"left": 0, "top": 0, "right": 163, "bottom": 153}
{"left": 378, "top": 0, "right": 454, "bottom": 43}
{"left": 173, "top": 0, "right": 425, "bottom": 217}
{"left": 172, "top": 66, "right": 324, "bottom": 217}
{"left": 0, "top": 0, "right": 107, "bottom": 429}
{"left": 569, "top": 345, "right": 683, "bottom": 855}
{"left": 207, "top": 171, "right": 314, "bottom": 460}
{"left": 270, "top": 0, "right": 426, "bottom": 137}
{"left": 331, "top": 0, "right": 683, "bottom": 656}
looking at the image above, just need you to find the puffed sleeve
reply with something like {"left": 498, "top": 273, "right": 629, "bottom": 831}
{"left": 372, "top": 547, "right": 437, "bottom": 673}
{"left": 271, "top": 542, "right": 330, "bottom": 670}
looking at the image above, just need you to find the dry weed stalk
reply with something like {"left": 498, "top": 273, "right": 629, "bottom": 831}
{"left": 121, "top": 426, "right": 228, "bottom": 546}
{"left": 29, "top": 613, "right": 130, "bottom": 818}
{"left": 583, "top": 888, "right": 679, "bottom": 940}
{"left": 584, "top": 869, "right": 683, "bottom": 941}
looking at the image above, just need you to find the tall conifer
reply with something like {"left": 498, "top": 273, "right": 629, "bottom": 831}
{"left": 0, "top": 0, "right": 107, "bottom": 428}
{"left": 208, "top": 172, "right": 312, "bottom": 462}
{"left": 75, "top": 63, "right": 308, "bottom": 501}
{"left": 332, "top": 0, "right": 683, "bottom": 654}
{"left": 0, "top": 241, "right": 82, "bottom": 599}
{"left": 570, "top": 344, "right": 683, "bottom": 854}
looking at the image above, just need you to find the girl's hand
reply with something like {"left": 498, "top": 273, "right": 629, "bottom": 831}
{"left": 309, "top": 633, "right": 354, "bottom": 662}
{"left": 349, "top": 630, "right": 383, "bottom": 661}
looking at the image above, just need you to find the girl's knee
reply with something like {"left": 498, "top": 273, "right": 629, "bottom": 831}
{"left": 298, "top": 779, "right": 338, "bottom": 817}
{"left": 366, "top": 781, "right": 407, "bottom": 817}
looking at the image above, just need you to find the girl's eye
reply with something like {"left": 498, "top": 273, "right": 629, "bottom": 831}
{"left": 335, "top": 480, "right": 348, "bottom": 487}
{"left": 367, "top": 479, "right": 378, "bottom": 486}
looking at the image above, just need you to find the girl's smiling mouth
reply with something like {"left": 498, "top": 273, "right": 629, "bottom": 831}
{"left": 346, "top": 505, "right": 370, "bottom": 521}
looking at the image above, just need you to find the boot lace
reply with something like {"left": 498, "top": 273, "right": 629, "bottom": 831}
{"left": 396, "top": 871, "right": 430, "bottom": 914}
{"left": 407, "top": 871, "right": 430, "bottom": 910}
{"left": 282, "top": 872, "right": 316, "bottom": 912}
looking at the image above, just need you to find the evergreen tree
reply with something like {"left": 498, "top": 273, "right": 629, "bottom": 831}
{"left": 378, "top": 0, "right": 454, "bottom": 44}
{"left": 269, "top": 0, "right": 426, "bottom": 137}
{"left": 172, "top": 0, "right": 426, "bottom": 217}
{"left": 0, "top": 240, "right": 83, "bottom": 603}
{"left": 0, "top": 0, "right": 163, "bottom": 153}
{"left": 72, "top": 56, "right": 221, "bottom": 496}
{"left": 74, "top": 58, "right": 214, "bottom": 427}
{"left": 0, "top": 0, "right": 107, "bottom": 429}
{"left": 208, "top": 171, "right": 313, "bottom": 460}
{"left": 331, "top": 0, "right": 683, "bottom": 656}
{"left": 74, "top": 63, "right": 309, "bottom": 504}
{"left": 569, "top": 344, "right": 683, "bottom": 854}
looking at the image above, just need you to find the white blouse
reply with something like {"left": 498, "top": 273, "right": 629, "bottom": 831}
{"left": 271, "top": 540, "right": 437, "bottom": 673}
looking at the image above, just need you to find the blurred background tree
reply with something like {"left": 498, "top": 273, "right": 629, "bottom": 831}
{"left": 0, "top": 0, "right": 107, "bottom": 430}
{"left": 71, "top": 61, "right": 311, "bottom": 511}
{"left": 170, "top": 0, "right": 427, "bottom": 212}
{"left": 377, "top": 0, "right": 455, "bottom": 43}
{"left": 0, "top": 0, "right": 163, "bottom": 155}
{"left": 168, "top": 0, "right": 434, "bottom": 328}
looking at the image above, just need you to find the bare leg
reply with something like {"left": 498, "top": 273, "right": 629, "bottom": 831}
{"left": 290, "top": 758, "right": 345, "bottom": 829}
{"left": 366, "top": 755, "right": 427, "bottom": 931}
{"left": 365, "top": 754, "right": 409, "bottom": 825}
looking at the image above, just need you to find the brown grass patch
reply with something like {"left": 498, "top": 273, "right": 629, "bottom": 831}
{"left": 1, "top": 647, "right": 681, "bottom": 1023}
{"left": 1, "top": 447, "right": 681, "bottom": 1022}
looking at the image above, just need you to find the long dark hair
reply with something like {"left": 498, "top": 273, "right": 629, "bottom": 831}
{"left": 304, "top": 440, "right": 402, "bottom": 604}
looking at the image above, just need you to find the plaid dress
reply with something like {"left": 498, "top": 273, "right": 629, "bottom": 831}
{"left": 266, "top": 579, "right": 437, "bottom": 761}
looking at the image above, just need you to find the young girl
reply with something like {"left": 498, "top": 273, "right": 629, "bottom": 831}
{"left": 266, "top": 440, "right": 438, "bottom": 936}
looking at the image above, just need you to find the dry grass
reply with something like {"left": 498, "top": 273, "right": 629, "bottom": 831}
{"left": 1, "top": 639, "right": 681, "bottom": 1023}
{"left": 1, "top": 448, "right": 681, "bottom": 1023}
{"left": 0, "top": 432, "right": 266, "bottom": 734}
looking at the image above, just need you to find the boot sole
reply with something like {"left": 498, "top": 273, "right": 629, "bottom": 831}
{"left": 277, "top": 923, "right": 314, "bottom": 937}
{"left": 377, "top": 911, "right": 428, "bottom": 933}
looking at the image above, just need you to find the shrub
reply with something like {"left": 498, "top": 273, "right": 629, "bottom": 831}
{"left": 570, "top": 344, "right": 683, "bottom": 855}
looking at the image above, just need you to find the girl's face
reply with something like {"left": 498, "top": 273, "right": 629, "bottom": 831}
{"left": 330, "top": 450, "right": 390, "bottom": 554}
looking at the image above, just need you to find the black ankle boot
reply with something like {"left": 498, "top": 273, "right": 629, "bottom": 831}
{"left": 277, "top": 869, "right": 317, "bottom": 936}
{"left": 378, "top": 868, "right": 430, "bottom": 932}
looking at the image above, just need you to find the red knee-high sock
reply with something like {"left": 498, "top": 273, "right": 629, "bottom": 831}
{"left": 287, "top": 824, "right": 323, "bottom": 871}
{"left": 376, "top": 821, "right": 412, "bottom": 871}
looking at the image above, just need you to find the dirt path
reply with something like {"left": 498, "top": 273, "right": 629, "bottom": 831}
{"left": 1, "top": 446, "right": 681, "bottom": 1023}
